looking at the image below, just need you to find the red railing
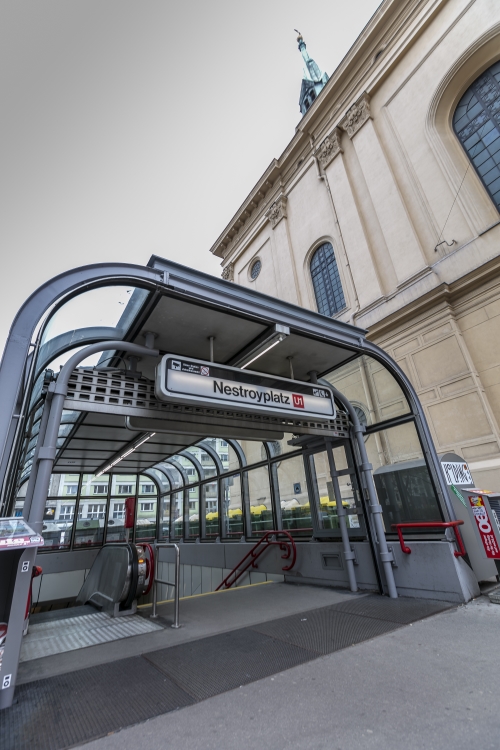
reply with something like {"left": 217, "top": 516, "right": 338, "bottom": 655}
{"left": 391, "top": 521, "right": 466, "bottom": 558}
{"left": 215, "top": 530, "right": 297, "bottom": 591}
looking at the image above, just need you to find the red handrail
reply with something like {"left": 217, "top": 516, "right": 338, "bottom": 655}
{"left": 215, "top": 530, "right": 297, "bottom": 591}
{"left": 391, "top": 521, "right": 466, "bottom": 558}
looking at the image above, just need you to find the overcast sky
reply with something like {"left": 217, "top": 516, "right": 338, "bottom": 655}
{"left": 0, "top": 0, "right": 381, "bottom": 358}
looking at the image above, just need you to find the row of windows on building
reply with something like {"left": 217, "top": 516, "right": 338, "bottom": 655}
{"left": 248, "top": 60, "right": 500, "bottom": 319}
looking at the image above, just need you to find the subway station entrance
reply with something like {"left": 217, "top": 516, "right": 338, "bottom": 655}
{"left": 0, "top": 257, "right": 481, "bottom": 725}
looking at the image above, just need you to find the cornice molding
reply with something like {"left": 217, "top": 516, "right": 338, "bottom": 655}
{"left": 265, "top": 194, "right": 288, "bottom": 229}
{"left": 340, "top": 93, "right": 372, "bottom": 138}
{"left": 316, "top": 128, "right": 343, "bottom": 168}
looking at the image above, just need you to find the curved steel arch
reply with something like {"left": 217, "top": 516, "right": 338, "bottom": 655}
{"left": 0, "top": 262, "right": 161, "bottom": 496}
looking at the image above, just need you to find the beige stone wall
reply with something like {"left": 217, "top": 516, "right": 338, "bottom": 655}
{"left": 212, "top": 0, "right": 500, "bottom": 489}
{"left": 374, "top": 276, "right": 500, "bottom": 488}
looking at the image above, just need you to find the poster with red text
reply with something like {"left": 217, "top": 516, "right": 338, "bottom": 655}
{"left": 468, "top": 495, "right": 500, "bottom": 559}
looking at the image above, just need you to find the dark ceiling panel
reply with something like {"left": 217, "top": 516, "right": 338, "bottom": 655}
{"left": 130, "top": 295, "right": 268, "bottom": 380}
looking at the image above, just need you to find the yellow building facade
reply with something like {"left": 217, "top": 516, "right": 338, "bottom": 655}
{"left": 210, "top": 0, "right": 500, "bottom": 491}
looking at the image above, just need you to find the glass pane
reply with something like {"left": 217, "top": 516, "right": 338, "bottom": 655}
{"left": 277, "top": 454, "right": 311, "bottom": 537}
{"left": 245, "top": 465, "right": 273, "bottom": 536}
{"left": 106, "top": 499, "right": 128, "bottom": 543}
{"left": 110, "top": 474, "right": 137, "bottom": 495}
{"left": 174, "top": 455, "right": 198, "bottom": 484}
{"left": 189, "top": 445, "right": 217, "bottom": 478}
{"left": 81, "top": 474, "right": 110, "bottom": 497}
{"left": 48, "top": 473, "right": 80, "bottom": 497}
{"left": 324, "top": 354, "right": 410, "bottom": 426}
{"left": 148, "top": 468, "right": 170, "bottom": 494}
{"left": 202, "top": 438, "right": 232, "bottom": 473}
{"left": 138, "top": 475, "right": 157, "bottom": 495}
{"left": 158, "top": 463, "right": 183, "bottom": 490}
{"left": 160, "top": 495, "right": 170, "bottom": 540}
{"left": 40, "top": 286, "right": 149, "bottom": 345}
{"left": 41, "top": 497, "right": 75, "bottom": 549}
{"left": 74, "top": 498, "right": 105, "bottom": 548}
{"left": 136, "top": 494, "right": 157, "bottom": 542}
{"left": 331, "top": 445, "right": 362, "bottom": 532}
{"left": 205, "top": 481, "right": 219, "bottom": 539}
{"left": 267, "top": 434, "right": 300, "bottom": 457}
{"left": 225, "top": 442, "right": 241, "bottom": 473}
{"left": 188, "top": 486, "right": 199, "bottom": 539}
{"left": 172, "top": 491, "right": 184, "bottom": 538}
{"left": 221, "top": 475, "right": 243, "bottom": 539}
{"left": 236, "top": 441, "right": 267, "bottom": 466}
{"left": 368, "top": 422, "right": 443, "bottom": 530}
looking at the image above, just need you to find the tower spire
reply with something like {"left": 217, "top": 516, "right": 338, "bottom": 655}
{"left": 294, "top": 30, "right": 329, "bottom": 116}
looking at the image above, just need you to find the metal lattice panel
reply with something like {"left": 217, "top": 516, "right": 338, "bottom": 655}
{"left": 63, "top": 367, "right": 351, "bottom": 438}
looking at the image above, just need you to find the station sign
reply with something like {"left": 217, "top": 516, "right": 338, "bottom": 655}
{"left": 155, "top": 354, "right": 336, "bottom": 421}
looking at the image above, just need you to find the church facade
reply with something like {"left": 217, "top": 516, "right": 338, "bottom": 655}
{"left": 210, "top": 0, "right": 500, "bottom": 491}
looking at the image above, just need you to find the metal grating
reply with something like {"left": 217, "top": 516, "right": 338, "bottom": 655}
{"left": 63, "top": 367, "right": 351, "bottom": 438}
{"left": 331, "top": 595, "right": 456, "bottom": 624}
{"left": 20, "top": 611, "right": 163, "bottom": 662}
{"left": 1, "top": 595, "right": 456, "bottom": 750}
{"left": 0, "top": 657, "right": 194, "bottom": 750}
{"left": 250, "top": 608, "right": 401, "bottom": 655}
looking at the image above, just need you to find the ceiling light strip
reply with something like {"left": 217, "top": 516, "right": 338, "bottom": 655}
{"left": 95, "top": 432, "right": 156, "bottom": 477}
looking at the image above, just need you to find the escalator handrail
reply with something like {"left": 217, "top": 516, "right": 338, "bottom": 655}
{"left": 141, "top": 543, "right": 155, "bottom": 596}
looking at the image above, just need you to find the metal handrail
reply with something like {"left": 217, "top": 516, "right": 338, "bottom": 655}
{"left": 391, "top": 521, "right": 466, "bottom": 558}
{"left": 215, "top": 530, "right": 297, "bottom": 591}
{"left": 150, "top": 542, "right": 181, "bottom": 628}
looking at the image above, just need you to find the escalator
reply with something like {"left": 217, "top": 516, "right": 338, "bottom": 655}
{"left": 76, "top": 542, "right": 155, "bottom": 616}
{"left": 20, "top": 543, "right": 159, "bottom": 664}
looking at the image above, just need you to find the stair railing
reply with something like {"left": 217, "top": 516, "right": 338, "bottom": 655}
{"left": 215, "top": 530, "right": 297, "bottom": 591}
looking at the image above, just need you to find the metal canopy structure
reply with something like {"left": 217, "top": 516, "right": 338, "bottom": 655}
{"left": 0, "top": 254, "right": 455, "bottom": 519}
{"left": 0, "top": 254, "right": 483, "bottom": 712}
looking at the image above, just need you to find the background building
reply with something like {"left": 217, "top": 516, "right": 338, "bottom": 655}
{"left": 210, "top": 0, "right": 500, "bottom": 491}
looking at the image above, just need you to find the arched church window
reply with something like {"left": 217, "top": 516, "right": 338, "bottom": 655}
{"left": 310, "top": 242, "right": 346, "bottom": 317}
{"left": 453, "top": 61, "right": 500, "bottom": 211}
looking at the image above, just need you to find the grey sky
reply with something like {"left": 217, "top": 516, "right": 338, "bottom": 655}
{"left": 0, "top": 0, "right": 381, "bottom": 357}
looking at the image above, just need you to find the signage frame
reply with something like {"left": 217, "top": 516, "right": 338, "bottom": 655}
{"left": 155, "top": 354, "right": 336, "bottom": 422}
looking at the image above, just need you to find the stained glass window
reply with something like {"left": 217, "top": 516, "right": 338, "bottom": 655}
{"left": 310, "top": 242, "right": 346, "bottom": 316}
{"left": 453, "top": 61, "right": 500, "bottom": 211}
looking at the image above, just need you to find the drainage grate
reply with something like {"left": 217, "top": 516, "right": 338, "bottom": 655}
{"left": 0, "top": 656, "right": 194, "bottom": 750}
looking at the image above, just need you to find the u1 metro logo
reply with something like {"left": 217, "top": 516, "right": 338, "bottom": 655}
{"left": 292, "top": 394, "right": 305, "bottom": 409}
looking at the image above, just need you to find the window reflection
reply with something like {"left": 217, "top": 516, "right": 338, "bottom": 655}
{"left": 221, "top": 475, "right": 243, "bottom": 539}
{"left": 245, "top": 465, "right": 273, "bottom": 536}
{"left": 368, "top": 422, "right": 443, "bottom": 530}
{"left": 277, "top": 454, "right": 311, "bottom": 537}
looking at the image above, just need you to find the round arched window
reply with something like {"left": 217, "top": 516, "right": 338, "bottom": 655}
{"left": 453, "top": 61, "right": 500, "bottom": 211}
{"left": 250, "top": 260, "right": 261, "bottom": 280}
{"left": 310, "top": 242, "right": 346, "bottom": 316}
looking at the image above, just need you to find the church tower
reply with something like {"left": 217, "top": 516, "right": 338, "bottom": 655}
{"left": 296, "top": 31, "right": 329, "bottom": 115}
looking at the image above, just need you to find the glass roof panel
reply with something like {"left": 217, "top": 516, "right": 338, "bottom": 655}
{"left": 147, "top": 468, "right": 171, "bottom": 494}
{"left": 323, "top": 354, "right": 411, "bottom": 426}
{"left": 156, "top": 462, "right": 183, "bottom": 490}
{"left": 36, "top": 285, "right": 149, "bottom": 375}
{"left": 41, "top": 286, "right": 146, "bottom": 345}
